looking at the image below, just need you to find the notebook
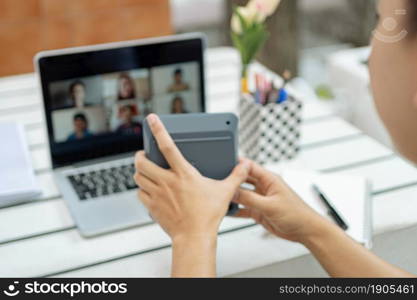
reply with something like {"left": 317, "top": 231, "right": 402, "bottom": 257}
{"left": 0, "top": 123, "right": 42, "bottom": 207}
{"left": 268, "top": 167, "right": 372, "bottom": 248}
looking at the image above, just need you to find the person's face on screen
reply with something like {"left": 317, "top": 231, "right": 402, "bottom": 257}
{"left": 369, "top": 0, "right": 417, "bottom": 163}
{"left": 72, "top": 84, "right": 86, "bottom": 108}
{"left": 119, "top": 77, "right": 134, "bottom": 99}
{"left": 74, "top": 118, "right": 87, "bottom": 133}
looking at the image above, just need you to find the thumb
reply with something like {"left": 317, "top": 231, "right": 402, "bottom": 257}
{"left": 224, "top": 159, "right": 251, "bottom": 189}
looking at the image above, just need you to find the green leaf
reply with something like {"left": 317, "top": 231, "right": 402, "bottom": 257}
{"left": 238, "top": 25, "right": 269, "bottom": 65}
{"left": 231, "top": 8, "right": 270, "bottom": 67}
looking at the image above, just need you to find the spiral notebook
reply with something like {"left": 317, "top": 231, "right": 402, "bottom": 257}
{"left": 0, "top": 123, "right": 42, "bottom": 207}
{"left": 269, "top": 168, "right": 373, "bottom": 248}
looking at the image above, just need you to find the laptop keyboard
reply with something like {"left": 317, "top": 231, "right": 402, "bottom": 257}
{"left": 67, "top": 163, "right": 137, "bottom": 200}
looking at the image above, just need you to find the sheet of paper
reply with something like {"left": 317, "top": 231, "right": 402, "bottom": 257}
{"left": 0, "top": 123, "right": 41, "bottom": 205}
{"left": 266, "top": 166, "right": 369, "bottom": 244}
{"left": 314, "top": 174, "right": 368, "bottom": 244}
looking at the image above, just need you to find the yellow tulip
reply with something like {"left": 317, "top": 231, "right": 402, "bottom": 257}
{"left": 231, "top": 6, "right": 260, "bottom": 34}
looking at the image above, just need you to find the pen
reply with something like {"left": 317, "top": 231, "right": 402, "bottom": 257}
{"left": 277, "top": 88, "right": 288, "bottom": 104}
{"left": 276, "top": 70, "right": 291, "bottom": 104}
{"left": 255, "top": 73, "right": 262, "bottom": 104}
{"left": 312, "top": 185, "right": 349, "bottom": 231}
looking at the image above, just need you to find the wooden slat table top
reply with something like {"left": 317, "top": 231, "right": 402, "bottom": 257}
{"left": 0, "top": 47, "right": 417, "bottom": 277}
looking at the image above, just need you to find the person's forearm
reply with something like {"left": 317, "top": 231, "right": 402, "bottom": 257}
{"left": 303, "top": 219, "right": 414, "bottom": 278}
{"left": 171, "top": 234, "right": 217, "bottom": 278}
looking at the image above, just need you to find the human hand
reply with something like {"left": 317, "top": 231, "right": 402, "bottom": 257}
{"left": 134, "top": 114, "right": 250, "bottom": 242}
{"left": 234, "top": 161, "right": 331, "bottom": 244}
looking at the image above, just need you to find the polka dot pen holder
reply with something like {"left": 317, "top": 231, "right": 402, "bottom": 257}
{"left": 239, "top": 93, "right": 303, "bottom": 165}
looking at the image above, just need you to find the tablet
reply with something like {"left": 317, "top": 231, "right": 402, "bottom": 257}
{"left": 143, "top": 113, "right": 239, "bottom": 215}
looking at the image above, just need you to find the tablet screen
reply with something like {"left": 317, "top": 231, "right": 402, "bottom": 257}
{"left": 37, "top": 36, "right": 205, "bottom": 168}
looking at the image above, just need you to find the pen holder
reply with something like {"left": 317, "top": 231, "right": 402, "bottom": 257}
{"left": 239, "top": 93, "right": 303, "bottom": 165}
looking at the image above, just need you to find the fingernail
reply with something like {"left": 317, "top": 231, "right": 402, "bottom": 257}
{"left": 242, "top": 159, "right": 251, "bottom": 170}
{"left": 147, "top": 114, "right": 157, "bottom": 126}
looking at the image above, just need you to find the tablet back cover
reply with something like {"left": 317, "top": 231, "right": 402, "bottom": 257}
{"left": 143, "top": 113, "right": 238, "bottom": 180}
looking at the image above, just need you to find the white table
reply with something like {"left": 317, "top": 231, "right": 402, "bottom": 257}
{"left": 1, "top": 47, "right": 417, "bottom": 277}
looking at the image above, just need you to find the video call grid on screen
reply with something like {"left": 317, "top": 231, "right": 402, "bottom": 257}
{"left": 49, "top": 62, "right": 201, "bottom": 143}
{"left": 36, "top": 35, "right": 206, "bottom": 167}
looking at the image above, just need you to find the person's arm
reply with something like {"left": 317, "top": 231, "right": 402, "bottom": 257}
{"left": 171, "top": 234, "right": 217, "bottom": 277}
{"left": 302, "top": 217, "right": 414, "bottom": 277}
{"left": 235, "top": 161, "right": 415, "bottom": 278}
{"left": 134, "top": 114, "right": 250, "bottom": 277}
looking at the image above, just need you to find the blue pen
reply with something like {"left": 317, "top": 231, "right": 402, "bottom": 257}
{"left": 277, "top": 70, "right": 292, "bottom": 104}
{"left": 277, "top": 88, "right": 288, "bottom": 104}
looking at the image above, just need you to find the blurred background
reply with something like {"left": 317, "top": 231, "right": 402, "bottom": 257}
{"left": 1, "top": 0, "right": 388, "bottom": 145}
{"left": 0, "top": 0, "right": 376, "bottom": 75}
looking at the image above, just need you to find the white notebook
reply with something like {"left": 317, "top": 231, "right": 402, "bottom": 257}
{"left": 0, "top": 123, "right": 42, "bottom": 207}
{"left": 269, "top": 168, "right": 372, "bottom": 248}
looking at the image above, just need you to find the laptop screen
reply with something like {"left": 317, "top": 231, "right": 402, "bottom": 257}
{"left": 37, "top": 35, "right": 205, "bottom": 168}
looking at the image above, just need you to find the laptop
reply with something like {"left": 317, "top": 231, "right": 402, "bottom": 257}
{"left": 35, "top": 33, "right": 206, "bottom": 237}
